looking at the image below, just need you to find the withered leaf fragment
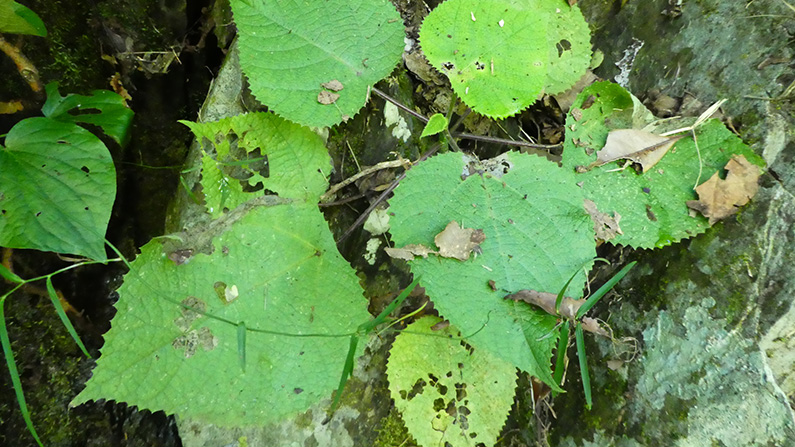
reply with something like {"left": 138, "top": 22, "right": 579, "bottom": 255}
{"left": 434, "top": 221, "right": 485, "bottom": 261}
{"left": 595, "top": 129, "right": 683, "bottom": 172}
{"left": 384, "top": 244, "right": 436, "bottom": 261}
{"left": 317, "top": 90, "right": 340, "bottom": 105}
{"left": 686, "top": 154, "right": 762, "bottom": 224}
{"left": 321, "top": 80, "right": 344, "bottom": 92}
{"left": 583, "top": 199, "right": 622, "bottom": 242}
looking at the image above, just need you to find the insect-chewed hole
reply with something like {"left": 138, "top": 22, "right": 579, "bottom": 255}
{"left": 475, "top": 61, "right": 485, "bottom": 70}
{"left": 442, "top": 61, "right": 455, "bottom": 70}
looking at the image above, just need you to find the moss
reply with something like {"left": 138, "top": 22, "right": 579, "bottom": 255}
{"left": 373, "top": 408, "right": 417, "bottom": 447}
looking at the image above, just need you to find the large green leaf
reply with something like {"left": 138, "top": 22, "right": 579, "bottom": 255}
{"left": 388, "top": 152, "right": 596, "bottom": 385}
{"left": 0, "top": 0, "right": 47, "bottom": 36}
{"left": 561, "top": 81, "right": 765, "bottom": 248}
{"left": 387, "top": 316, "right": 517, "bottom": 447}
{"left": 181, "top": 112, "right": 332, "bottom": 218}
{"left": 72, "top": 201, "right": 370, "bottom": 426}
{"left": 0, "top": 118, "right": 115, "bottom": 260}
{"left": 42, "top": 82, "right": 134, "bottom": 147}
{"left": 419, "top": 0, "right": 591, "bottom": 118}
{"left": 230, "top": 0, "right": 404, "bottom": 127}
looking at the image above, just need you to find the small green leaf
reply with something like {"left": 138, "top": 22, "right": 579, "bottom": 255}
{"left": 0, "top": 118, "right": 115, "bottom": 260}
{"left": 389, "top": 151, "right": 596, "bottom": 385}
{"left": 0, "top": 0, "right": 47, "bottom": 36}
{"left": 230, "top": 0, "right": 405, "bottom": 127}
{"left": 420, "top": 0, "right": 591, "bottom": 118}
{"left": 42, "top": 83, "right": 134, "bottom": 147}
{"left": 0, "top": 263, "right": 23, "bottom": 284}
{"left": 387, "top": 315, "right": 517, "bottom": 447}
{"left": 71, "top": 202, "right": 370, "bottom": 426}
{"left": 420, "top": 113, "right": 448, "bottom": 138}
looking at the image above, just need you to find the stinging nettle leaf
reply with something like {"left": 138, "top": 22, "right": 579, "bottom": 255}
{"left": 72, "top": 202, "right": 370, "bottom": 426}
{"left": 230, "top": 0, "right": 405, "bottom": 127}
{"left": 420, "top": 113, "right": 448, "bottom": 138}
{"left": 419, "top": 0, "right": 591, "bottom": 118}
{"left": 387, "top": 316, "right": 517, "bottom": 447}
{"left": 389, "top": 151, "right": 596, "bottom": 386}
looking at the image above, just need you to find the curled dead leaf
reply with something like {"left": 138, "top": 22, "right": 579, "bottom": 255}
{"left": 595, "top": 129, "right": 683, "bottom": 172}
{"left": 686, "top": 154, "right": 762, "bottom": 224}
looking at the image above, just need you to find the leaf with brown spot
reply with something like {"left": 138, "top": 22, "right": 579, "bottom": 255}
{"left": 686, "top": 154, "right": 762, "bottom": 224}
{"left": 321, "top": 80, "right": 344, "bottom": 91}
{"left": 595, "top": 129, "right": 683, "bottom": 172}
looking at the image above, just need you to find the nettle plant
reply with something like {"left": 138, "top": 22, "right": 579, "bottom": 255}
{"left": 1, "top": 0, "right": 763, "bottom": 446}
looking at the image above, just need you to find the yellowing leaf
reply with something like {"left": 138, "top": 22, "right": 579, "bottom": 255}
{"left": 596, "top": 129, "right": 683, "bottom": 172}
{"left": 686, "top": 154, "right": 762, "bottom": 224}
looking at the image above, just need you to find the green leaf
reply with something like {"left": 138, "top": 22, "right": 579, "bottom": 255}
{"left": 181, "top": 112, "right": 332, "bottom": 217}
{"left": 419, "top": 0, "right": 591, "bottom": 118}
{"left": 72, "top": 201, "right": 370, "bottom": 426}
{"left": 562, "top": 81, "right": 765, "bottom": 248}
{"left": 0, "top": 263, "right": 23, "bottom": 283}
{"left": 230, "top": 0, "right": 404, "bottom": 127}
{"left": 0, "top": 0, "right": 47, "bottom": 36}
{"left": 45, "top": 276, "right": 91, "bottom": 358}
{"left": 387, "top": 315, "right": 517, "bottom": 447}
{"left": 388, "top": 152, "right": 596, "bottom": 386}
{"left": 0, "top": 117, "right": 115, "bottom": 260}
{"left": 420, "top": 113, "right": 449, "bottom": 138}
{"left": 41, "top": 82, "right": 134, "bottom": 147}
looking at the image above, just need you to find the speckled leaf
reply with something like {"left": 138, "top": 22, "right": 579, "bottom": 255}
{"left": 0, "top": 118, "right": 115, "bottom": 260}
{"left": 561, "top": 81, "right": 765, "bottom": 248}
{"left": 387, "top": 316, "right": 517, "bottom": 447}
{"left": 419, "top": 0, "right": 591, "bottom": 118}
{"left": 388, "top": 152, "right": 596, "bottom": 386}
{"left": 230, "top": 0, "right": 404, "bottom": 127}
{"left": 72, "top": 202, "right": 369, "bottom": 426}
{"left": 181, "top": 112, "right": 331, "bottom": 217}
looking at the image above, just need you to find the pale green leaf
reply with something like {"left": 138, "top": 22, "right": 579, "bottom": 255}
{"left": 562, "top": 81, "right": 765, "bottom": 248}
{"left": 0, "top": 0, "right": 47, "bottom": 36}
{"left": 0, "top": 118, "right": 115, "bottom": 260}
{"left": 420, "top": 113, "right": 449, "bottom": 138}
{"left": 41, "top": 82, "right": 134, "bottom": 147}
{"left": 388, "top": 152, "right": 596, "bottom": 386}
{"left": 181, "top": 112, "right": 332, "bottom": 216}
{"left": 419, "top": 0, "right": 591, "bottom": 118}
{"left": 230, "top": 0, "right": 404, "bottom": 127}
{"left": 72, "top": 201, "right": 370, "bottom": 426}
{"left": 387, "top": 316, "right": 517, "bottom": 447}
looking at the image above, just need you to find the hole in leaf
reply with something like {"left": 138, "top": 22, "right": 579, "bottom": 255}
{"left": 428, "top": 373, "right": 439, "bottom": 385}
{"left": 442, "top": 61, "right": 455, "bottom": 70}
{"left": 293, "top": 388, "right": 303, "bottom": 394}
{"left": 57, "top": 140, "right": 69, "bottom": 144}
{"left": 475, "top": 61, "right": 485, "bottom": 70}
{"left": 81, "top": 166, "right": 90, "bottom": 173}
{"left": 437, "top": 384, "right": 448, "bottom": 395}
{"left": 445, "top": 400, "right": 456, "bottom": 416}
{"left": 433, "top": 398, "right": 445, "bottom": 412}
{"left": 35, "top": 211, "right": 42, "bottom": 217}
{"left": 67, "top": 107, "right": 101, "bottom": 116}
{"left": 456, "top": 383, "right": 467, "bottom": 401}
{"left": 556, "top": 39, "right": 572, "bottom": 57}
{"left": 407, "top": 379, "right": 426, "bottom": 400}
{"left": 84, "top": 207, "right": 89, "bottom": 211}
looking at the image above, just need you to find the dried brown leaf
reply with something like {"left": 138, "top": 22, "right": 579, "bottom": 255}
{"left": 321, "top": 80, "right": 344, "bottom": 92}
{"left": 434, "top": 221, "right": 485, "bottom": 261}
{"left": 317, "top": 90, "right": 340, "bottom": 105}
{"left": 686, "top": 154, "right": 762, "bottom": 224}
{"left": 384, "top": 244, "right": 436, "bottom": 261}
{"left": 583, "top": 199, "right": 622, "bottom": 241}
{"left": 596, "top": 129, "right": 683, "bottom": 172}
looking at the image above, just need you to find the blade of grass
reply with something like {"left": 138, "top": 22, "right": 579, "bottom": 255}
{"left": 575, "top": 322, "right": 592, "bottom": 409}
{"left": 552, "top": 320, "right": 570, "bottom": 388}
{"left": 575, "top": 261, "right": 637, "bottom": 319}
{"left": 45, "top": 277, "right": 91, "bottom": 359}
{"left": 556, "top": 258, "right": 608, "bottom": 313}
{"left": 0, "top": 296, "right": 44, "bottom": 446}
{"left": 0, "top": 263, "right": 24, "bottom": 284}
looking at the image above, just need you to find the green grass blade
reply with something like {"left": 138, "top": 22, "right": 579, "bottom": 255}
{"left": 0, "top": 297, "right": 44, "bottom": 446}
{"left": 359, "top": 275, "right": 421, "bottom": 333}
{"left": 0, "top": 263, "right": 24, "bottom": 284}
{"left": 45, "top": 276, "right": 91, "bottom": 358}
{"left": 552, "top": 320, "right": 570, "bottom": 388}
{"left": 329, "top": 334, "right": 359, "bottom": 415}
{"left": 575, "top": 261, "right": 637, "bottom": 320}
{"left": 575, "top": 323, "right": 592, "bottom": 409}
{"left": 556, "top": 258, "right": 608, "bottom": 314}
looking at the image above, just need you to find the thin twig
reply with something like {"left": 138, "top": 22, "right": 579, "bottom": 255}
{"left": 370, "top": 87, "right": 428, "bottom": 123}
{"left": 452, "top": 131, "right": 562, "bottom": 149}
{"left": 0, "top": 34, "right": 42, "bottom": 93}
{"left": 336, "top": 143, "right": 442, "bottom": 245}
{"left": 320, "top": 159, "right": 408, "bottom": 203}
